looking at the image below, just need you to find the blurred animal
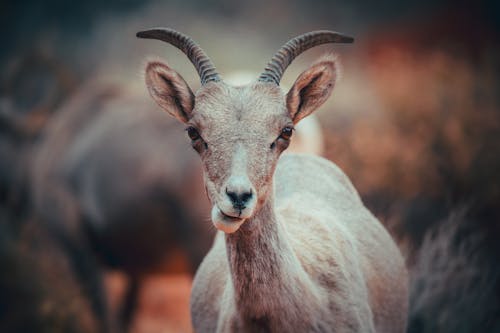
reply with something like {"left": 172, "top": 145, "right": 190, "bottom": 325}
{"left": 0, "top": 51, "right": 76, "bottom": 213}
{"left": 0, "top": 57, "right": 104, "bottom": 333}
{"left": 408, "top": 205, "right": 500, "bottom": 333}
{"left": 30, "top": 81, "right": 213, "bottom": 331}
{"left": 138, "top": 28, "right": 408, "bottom": 332}
{"left": 0, "top": 207, "right": 100, "bottom": 333}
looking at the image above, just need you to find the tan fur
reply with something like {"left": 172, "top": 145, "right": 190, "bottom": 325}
{"left": 145, "top": 61, "right": 195, "bottom": 122}
{"left": 143, "top": 53, "right": 409, "bottom": 332}
{"left": 287, "top": 54, "right": 339, "bottom": 123}
{"left": 225, "top": 70, "right": 325, "bottom": 155}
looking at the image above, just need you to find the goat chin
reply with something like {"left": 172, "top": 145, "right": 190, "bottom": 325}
{"left": 211, "top": 206, "right": 245, "bottom": 234}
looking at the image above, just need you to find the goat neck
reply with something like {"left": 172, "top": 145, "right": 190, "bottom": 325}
{"left": 224, "top": 191, "right": 320, "bottom": 329}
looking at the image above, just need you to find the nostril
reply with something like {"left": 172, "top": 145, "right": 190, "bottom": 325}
{"left": 226, "top": 188, "right": 253, "bottom": 210}
{"left": 240, "top": 191, "right": 253, "bottom": 203}
{"left": 226, "top": 188, "right": 238, "bottom": 203}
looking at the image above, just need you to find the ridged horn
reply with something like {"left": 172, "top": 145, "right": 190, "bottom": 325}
{"left": 259, "top": 30, "right": 354, "bottom": 85}
{"left": 137, "top": 28, "right": 221, "bottom": 85}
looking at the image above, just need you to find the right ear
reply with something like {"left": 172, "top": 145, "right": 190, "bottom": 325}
{"left": 286, "top": 54, "right": 339, "bottom": 124}
{"left": 144, "top": 60, "right": 195, "bottom": 123}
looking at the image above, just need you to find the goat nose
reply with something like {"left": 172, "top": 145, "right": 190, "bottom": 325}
{"left": 226, "top": 187, "right": 253, "bottom": 210}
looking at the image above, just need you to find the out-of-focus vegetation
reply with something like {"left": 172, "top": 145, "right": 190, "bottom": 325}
{"left": 1, "top": 0, "right": 499, "bottom": 332}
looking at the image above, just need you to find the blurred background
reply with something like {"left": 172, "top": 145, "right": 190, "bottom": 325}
{"left": 0, "top": 0, "right": 499, "bottom": 332}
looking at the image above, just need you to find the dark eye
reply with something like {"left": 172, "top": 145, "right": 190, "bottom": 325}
{"left": 279, "top": 126, "right": 294, "bottom": 140}
{"left": 186, "top": 126, "right": 201, "bottom": 141}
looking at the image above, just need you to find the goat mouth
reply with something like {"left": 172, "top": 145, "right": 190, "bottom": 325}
{"left": 220, "top": 210, "right": 243, "bottom": 222}
{"left": 211, "top": 206, "right": 245, "bottom": 234}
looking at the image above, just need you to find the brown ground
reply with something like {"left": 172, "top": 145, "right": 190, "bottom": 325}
{"left": 105, "top": 272, "right": 193, "bottom": 333}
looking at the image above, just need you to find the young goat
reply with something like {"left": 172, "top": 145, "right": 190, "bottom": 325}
{"left": 138, "top": 28, "right": 408, "bottom": 333}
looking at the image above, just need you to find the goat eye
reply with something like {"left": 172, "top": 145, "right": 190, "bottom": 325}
{"left": 279, "top": 126, "right": 294, "bottom": 140}
{"left": 186, "top": 126, "right": 200, "bottom": 141}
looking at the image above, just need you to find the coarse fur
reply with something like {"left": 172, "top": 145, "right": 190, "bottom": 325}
{"left": 192, "top": 154, "right": 408, "bottom": 332}
{"left": 225, "top": 70, "right": 325, "bottom": 156}
{"left": 142, "top": 52, "right": 409, "bottom": 332}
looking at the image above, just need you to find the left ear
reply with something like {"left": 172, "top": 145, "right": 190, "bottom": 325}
{"left": 144, "top": 60, "right": 195, "bottom": 123}
{"left": 286, "top": 54, "right": 339, "bottom": 124}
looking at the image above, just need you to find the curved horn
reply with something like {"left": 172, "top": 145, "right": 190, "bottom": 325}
{"left": 259, "top": 30, "right": 354, "bottom": 85}
{"left": 137, "top": 28, "right": 221, "bottom": 85}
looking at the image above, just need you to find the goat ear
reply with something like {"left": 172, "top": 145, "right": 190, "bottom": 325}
{"left": 144, "top": 60, "right": 195, "bottom": 123}
{"left": 286, "top": 54, "right": 339, "bottom": 124}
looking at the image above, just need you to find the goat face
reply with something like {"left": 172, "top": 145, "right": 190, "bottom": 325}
{"left": 189, "top": 82, "right": 290, "bottom": 233}
{"left": 140, "top": 29, "right": 347, "bottom": 233}
{"left": 144, "top": 54, "right": 338, "bottom": 233}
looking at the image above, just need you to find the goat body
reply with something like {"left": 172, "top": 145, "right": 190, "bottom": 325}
{"left": 138, "top": 28, "right": 409, "bottom": 333}
{"left": 191, "top": 154, "right": 408, "bottom": 332}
